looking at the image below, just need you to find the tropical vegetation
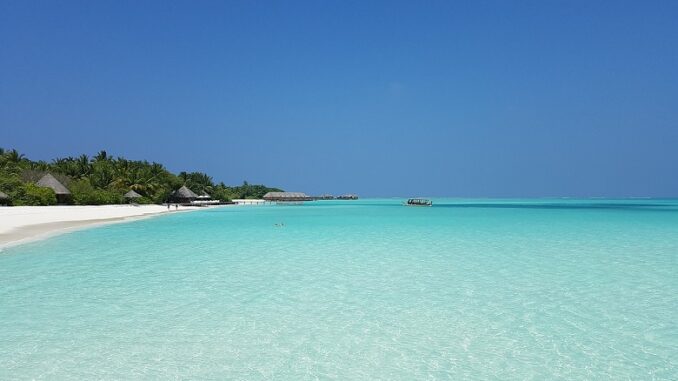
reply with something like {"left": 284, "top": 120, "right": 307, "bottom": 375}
{"left": 0, "top": 148, "right": 282, "bottom": 205}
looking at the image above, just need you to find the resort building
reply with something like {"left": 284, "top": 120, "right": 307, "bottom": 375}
{"left": 36, "top": 173, "right": 71, "bottom": 204}
{"left": 263, "top": 192, "right": 313, "bottom": 202}
{"left": 314, "top": 194, "right": 335, "bottom": 200}
{"left": 192, "top": 192, "right": 221, "bottom": 206}
{"left": 170, "top": 185, "right": 198, "bottom": 203}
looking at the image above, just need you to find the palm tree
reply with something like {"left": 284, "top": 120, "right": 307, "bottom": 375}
{"left": 6, "top": 149, "right": 25, "bottom": 163}
{"left": 178, "top": 171, "right": 188, "bottom": 183}
{"left": 29, "top": 161, "right": 50, "bottom": 171}
{"left": 75, "top": 154, "right": 91, "bottom": 178}
{"left": 93, "top": 150, "right": 110, "bottom": 162}
{"left": 90, "top": 159, "right": 115, "bottom": 189}
{"left": 51, "top": 156, "right": 80, "bottom": 178}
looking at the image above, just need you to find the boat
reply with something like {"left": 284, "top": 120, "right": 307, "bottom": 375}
{"left": 404, "top": 198, "right": 432, "bottom": 206}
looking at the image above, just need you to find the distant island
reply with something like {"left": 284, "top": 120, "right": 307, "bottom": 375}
{"left": 0, "top": 148, "right": 282, "bottom": 206}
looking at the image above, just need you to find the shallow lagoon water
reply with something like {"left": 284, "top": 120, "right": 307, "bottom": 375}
{"left": 1, "top": 199, "right": 677, "bottom": 379}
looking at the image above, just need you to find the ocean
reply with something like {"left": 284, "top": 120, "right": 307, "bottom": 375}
{"left": 1, "top": 199, "right": 677, "bottom": 379}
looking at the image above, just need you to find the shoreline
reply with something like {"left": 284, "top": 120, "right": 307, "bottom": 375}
{"left": 0, "top": 204, "right": 221, "bottom": 250}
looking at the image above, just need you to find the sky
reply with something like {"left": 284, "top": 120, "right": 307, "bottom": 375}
{"left": 1, "top": 1, "right": 677, "bottom": 197}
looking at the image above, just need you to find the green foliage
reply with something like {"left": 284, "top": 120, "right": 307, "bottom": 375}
{"left": 178, "top": 171, "right": 214, "bottom": 195}
{"left": 209, "top": 187, "right": 232, "bottom": 202}
{"left": 69, "top": 180, "right": 123, "bottom": 205}
{"left": 0, "top": 147, "right": 282, "bottom": 205}
{"left": 0, "top": 172, "right": 24, "bottom": 205}
{"left": 133, "top": 196, "right": 155, "bottom": 205}
{"left": 0, "top": 171, "right": 22, "bottom": 191}
{"left": 0, "top": 149, "right": 27, "bottom": 177}
{"left": 12, "top": 183, "right": 57, "bottom": 206}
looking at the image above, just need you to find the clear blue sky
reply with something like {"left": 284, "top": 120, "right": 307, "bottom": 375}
{"left": 2, "top": 1, "right": 677, "bottom": 197}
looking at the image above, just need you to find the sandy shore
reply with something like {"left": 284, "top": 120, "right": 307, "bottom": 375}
{"left": 0, "top": 204, "right": 207, "bottom": 249}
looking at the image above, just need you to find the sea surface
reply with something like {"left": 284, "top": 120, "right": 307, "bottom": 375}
{"left": 1, "top": 199, "right": 677, "bottom": 380}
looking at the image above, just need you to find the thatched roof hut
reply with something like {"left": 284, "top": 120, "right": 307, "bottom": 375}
{"left": 263, "top": 192, "right": 312, "bottom": 202}
{"left": 36, "top": 173, "right": 71, "bottom": 203}
{"left": 37, "top": 173, "right": 70, "bottom": 195}
{"left": 177, "top": 186, "right": 198, "bottom": 198}
{"left": 171, "top": 185, "right": 198, "bottom": 202}
{"left": 124, "top": 190, "right": 142, "bottom": 199}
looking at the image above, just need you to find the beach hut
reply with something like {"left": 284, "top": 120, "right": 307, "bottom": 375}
{"left": 36, "top": 173, "right": 71, "bottom": 204}
{"left": 0, "top": 191, "right": 9, "bottom": 205}
{"left": 262, "top": 192, "right": 312, "bottom": 202}
{"left": 124, "top": 190, "right": 143, "bottom": 203}
{"left": 170, "top": 185, "right": 198, "bottom": 203}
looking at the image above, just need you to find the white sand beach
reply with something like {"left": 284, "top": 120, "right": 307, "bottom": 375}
{"left": 0, "top": 204, "right": 205, "bottom": 249}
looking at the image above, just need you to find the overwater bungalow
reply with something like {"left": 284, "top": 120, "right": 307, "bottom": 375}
{"left": 36, "top": 173, "right": 71, "bottom": 204}
{"left": 263, "top": 192, "right": 313, "bottom": 202}
{"left": 337, "top": 194, "right": 358, "bottom": 200}
{"left": 314, "top": 194, "right": 335, "bottom": 200}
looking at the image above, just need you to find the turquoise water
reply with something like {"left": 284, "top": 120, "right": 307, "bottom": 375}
{"left": 1, "top": 199, "right": 677, "bottom": 380}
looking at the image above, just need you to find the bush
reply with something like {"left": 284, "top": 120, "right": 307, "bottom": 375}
{"left": 210, "top": 187, "right": 232, "bottom": 202}
{"left": 12, "top": 183, "right": 57, "bottom": 206}
{"left": 148, "top": 188, "right": 172, "bottom": 204}
{"left": 127, "top": 196, "right": 153, "bottom": 205}
{"left": 69, "top": 180, "right": 123, "bottom": 205}
{"left": 0, "top": 172, "right": 23, "bottom": 199}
